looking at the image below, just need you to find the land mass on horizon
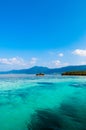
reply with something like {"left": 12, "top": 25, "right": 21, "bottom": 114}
{"left": 0, "top": 65, "right": 86, "bottom": 74}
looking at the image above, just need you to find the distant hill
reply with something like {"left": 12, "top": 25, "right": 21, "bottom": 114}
{"left": 0, "top": 65, "right": 86, "bottom": 74}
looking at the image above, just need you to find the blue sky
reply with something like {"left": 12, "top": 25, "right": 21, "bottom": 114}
{"left": 0, "top": 0, "right": 86, "bottom": 70}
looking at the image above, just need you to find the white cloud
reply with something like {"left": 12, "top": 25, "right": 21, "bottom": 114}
{"left": 29, "top": 57, "right": 37, "bottom": 65}
{"left": 52, "top": 60, "right": 69, "bottom": 67}
{"left": 0, "top": 57, "right": 25, "bottom": 65}
{"left": 58, "top": 53, "right": 64, "bottom": 57}
{"left": 0, "top": 57, "right": 38, "bottom": 70}
{"left": 52, "top": 60, "right": 61, "bottom": 66}
{"left": 79, "top": 61, "right": 86, "bottom": 65}
{"left": 72, "top": 49, "right": 86, "bottom": 56}
{"left": 0, "top": 57, "right": 38, "bottom": 66}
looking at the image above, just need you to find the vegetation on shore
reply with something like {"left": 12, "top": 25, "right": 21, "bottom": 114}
{"left": 62, "top": 71, "right": 86, "bottom": 76}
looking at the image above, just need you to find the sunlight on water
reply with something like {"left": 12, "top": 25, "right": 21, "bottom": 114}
{"left": 0, "top": 74, "right": 86, "bottom": 130}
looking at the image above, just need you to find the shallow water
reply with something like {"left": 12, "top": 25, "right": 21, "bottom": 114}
{"left": 0, "top": 74, "right": 86, "bottom": 130}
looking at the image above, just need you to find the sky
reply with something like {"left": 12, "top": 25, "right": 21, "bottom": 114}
{"left": 0, "top": 0, "right": 86, "bottom": 70}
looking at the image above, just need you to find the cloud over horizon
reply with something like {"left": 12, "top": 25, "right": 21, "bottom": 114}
{"left": 52, "top": 60, "right": 69, "bottom": 68}
{"left": 0, "top": 57, "right": 38, "bottom": 70}
{"left": 0, "top": 57, "right": 25, "bottom": 65}
{"left": 72, "top": 49, "right": 86, "bottom": 56}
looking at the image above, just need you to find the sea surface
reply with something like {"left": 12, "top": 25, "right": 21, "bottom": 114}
{"left": 0, "top": 74, "right": 86, "bottom": 130}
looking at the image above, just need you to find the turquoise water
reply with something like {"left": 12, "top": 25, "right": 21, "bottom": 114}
{"left": 0, "top": 74, "right": 86, "bottom": 130}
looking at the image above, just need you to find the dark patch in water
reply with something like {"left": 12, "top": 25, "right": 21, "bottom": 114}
{"left": 28, "top": 101, "right": 86, "bottom": 130}
{"left": 28, "top": 109, "right": 62, "bottom": 130}
{"left": 37, "top": 85, "right": 54, "bottom": 89}
{"left": 0, "top": 87, "right": 31, "bottom": 105}
{"left": 59, "top": 103, "right": 77, "bottom": 119}
{"left": 36, "top": 82, "right": 57, "bottom": 90}
{"left": 69, "top": 82, "right": 86, "bottom": 88}
{"left": 37, "top": 82, "right": 54, "bottom": 85}
{"left": 0, "top": 101, "right": 10, "bottom": 106}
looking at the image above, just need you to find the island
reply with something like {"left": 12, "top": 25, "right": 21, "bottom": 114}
{"left": 36, "top": 73, "right": 45, "bottom": 76}
{"left": 62, "top": 71, "right": 86, "bottom": 76}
